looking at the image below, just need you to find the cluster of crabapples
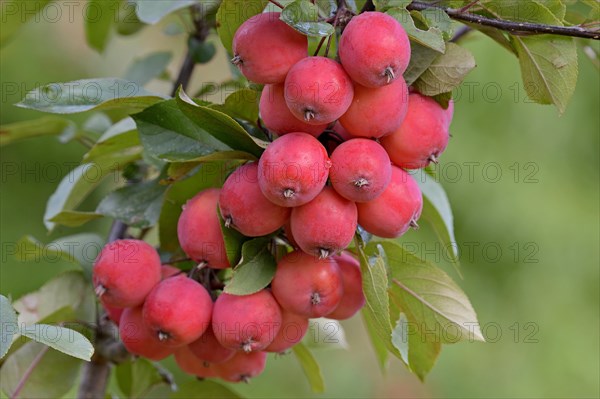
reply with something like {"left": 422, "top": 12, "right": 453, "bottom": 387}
{"left": 92, "top": 10, "right": 454, "bottom": 383}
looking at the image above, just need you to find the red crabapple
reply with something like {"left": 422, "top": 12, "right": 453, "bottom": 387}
{"left": 290, "top": 187, "right": 357, "bottom": 258}
{"left": 381, "top": 93, "right": 454, "bottom": 169}
{"left": 188, "top": 326, "right": 236, "bottom": 364}
{"left": 329, "top": 138, "right": 392, "bottom": 203}
{"left": 212, "top": 290, "right": 282, "bottom": 353}
{"left": 357, "top": 166, "right": 423, "bottom": 238}
{"left": 284, "top": 56, "right": 354, "bottom": 125}
{"left": 264, "top": 310, "right": 309, "bottom": 353}
{"left": 219, "top": 162, "right": 290, "bottom": 237}
{"left": 161, "top": 264, "right": 180, "bottom": 279}
{"left": 93, "top": 239, "right": 161, "bottom": 308}
{"left": 258, "top": 133, "right": 331, "bottom": 207}
{"left": 327, "top": 252, "right": 365, "bottom": 320}
{"left": 271, "top": 251, "right": 343, "bottom": 318}
{"left": 260, "top": 84, "right": 328, "bottom": 137}
{"left": 177, "top": 188, "right": 230, "bottom": 269}
{"left": 215, "top": 351, "right": 268, "bottom": 383}
{"left": 101, "top": 299, "right": 124, "bottom": 326}
{"left": 119, "top": 306, "right": 173, "bottom": 361}
{"left": 232, "top": 12, "right": 307, "bottom": 84}
{"left": 174, "top": 346, "right": 219, "bottom": 378}
{"left": 339, "top": 12, "right": 411, "bottom": 87}
{"left": 142, "top": 275, "right": 213, "bottom": 347}
{"left": 338, "top": 78, "right": 409, "bottom": 138}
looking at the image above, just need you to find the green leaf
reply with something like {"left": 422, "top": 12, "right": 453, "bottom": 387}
{"left": 167, "top": 151, "right": 256, "bottom": 181}
{"left": 0, "top": 341, "right": 81, "bottom": 399}
{"left": 379, "top": 241, "right": 485, "bottom": 343}
{"left": 281, "top": 0, "right": 335, "bottom": 37}
{"left": 224, "top": 238, "right": 276, "bottom": 295}
{"left": 176, "top": 88, "right": 266, "bottom": 157}
{"left": 124, "top": 52, "right": 173, "bottom": 86}
{"left": 387, "top": 8, "right": 445, "bottom": 53}
{"left": 18, "top": 324, "right": 93, "bottom": 361}
{"left": 17, "top": 79, "right": 165, "bottom": 114}
{"left": 171, "top": 380, "right": 242, "bottom": 399}
{"left": 0, "top": 0, "right": 53, "bottom": 46}
{"left": 218, "top": 208, "right": 247, "bottom": 267}
{"left": 0, "top": 117, "right": 77, "bottom": 147}
{"left": 404, "top": 43, "right": 440, "bottom": 86}
{"left": 48, "top": 211, "right": 103, "bottom": 227}
{"left": 511, "top": 35, "right": 578, "bottom": 114}
{"left": 12, "top": 271, "right": 95, "bottom": 325}
{"left": 480, "top": 0, "right": 562, "bottom": 24}
{"left": 414, "top": 42, "right": 476, "bottom": 96}
{"left": 416, "top": 8, "right": 453, "bottom": 41}
{"left": 189, "top": 37, "right": 216, "bottom": 64}
{"left": 362, "top": 310, "right": 390, "bottom": 372}
{"left": 43, "top": 162, "right": 117, "bottom": 231}
{"left": 216, "top": 0, "right": 269, "bottom": 54}
{"left": 215, "top": 88, "right": 260, "bottom": 123}
{"left": 134, "top": 0, "right": 198, "bottom": 24}
{"left": 116, "top": 1, "right": 145, "bottom": 35}
{"left": 415, "top": 173, "right": 460, "bottom": 271}
{"left": 0, "top": 296, "right": 18, "bottom": 359}
{"left": 84, "top": 0, "right": 118, "bottom": 52}
{"left": 374, "top": 0, "right": 410, "bottom": 11}
{"left": 134, "top": 99, "right": 232, "bottom": 162}
{"left": 159, "top": 161, "right": 238, "bottom": 252}
{"left": 292, "top": 343, "right": 325, "bottom": 393}
{"left": 83, "top": 118, "right": 143, "bottom": 167}
{"left": 116, "top": 358, "right": 167, "bottom": 398}
{"left": 96, "top": 179, "right": 168, "bottom": 229}
{"left": 303, "top": 318, "right": 349, "bottom": 351}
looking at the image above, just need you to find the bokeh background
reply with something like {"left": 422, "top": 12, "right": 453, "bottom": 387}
{"left": 1, "top": 2, "right": 598, "bottom": 398}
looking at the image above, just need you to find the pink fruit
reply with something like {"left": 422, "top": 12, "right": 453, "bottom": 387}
{"left": 177, "top": 188, "right": 230, "bottom": 269}
{"left": 339, "top": 12, "right": 411, "bottom": 87}
{"left": 381, "top": 93, "right": 454, "bottom": 169}
{"left": 161, "top": 264, "right": 181, "bottom": 279}
{"left": 232, "top": 12, "right": 307, "bottom": 84}
{"left": 284, "top": 56, "right": 354, "bottom": 125}
{"left": 338, "top": 78, "right": 409, "bottom": 138}
{"left": 260, "top": 84, "right": 328, "bottom": 137}
{"left": 102, "top": 300, "right": 124, "bottom": 326}
{"left": 215, "top": 351, "right": 268, "bottom": 383}
{"left": 290, "top": 187, "right": 357, "bottom": 258}
{"left": 143, "top": 275, "right": 213, "bottom": 347}
{"left": 219, "top": 162, "right": 290, "bottom": 237}
{"left": 327, "top": 252, "right": 365, "bottom": 320}
{"left": 188, "top": 326, "right": 236, "bottom": 364}
{"left": 93, "top": 239, "right": 161, "bottom": 308}
{"left": 357, "top": 166, "right": 423, "bottom": 238}
{"left": 329, "top": 138, "right": 392, "bottom": 202}
{"left": 264, "top": 310, "right": 309, "bottom": 353}
{"left": 271, "top": 251, "right": 343, "bottom": 318}
{"left": 119, "top": 306, "right": 173, "bottom": 361}
{"left": 174, "top": 346, "right": 219, "bottom": 378}
{"left": 212, "top": 290, "right": 282, "bottom": 352}
{"left": 258, "top": 133, "right": 331, "bottom": 207}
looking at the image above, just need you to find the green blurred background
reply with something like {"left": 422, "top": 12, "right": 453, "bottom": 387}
{"left": 1, "top": 3, "right": 598, "bottom": 398}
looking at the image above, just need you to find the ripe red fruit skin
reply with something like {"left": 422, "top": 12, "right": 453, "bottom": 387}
{"left": 284, "top": 56, "right": 354, "bottom": 125}
{"left": 357, "top": 166, "right": 423, "bottom": 238}
{"left": 219, "top": 162, "right": 291, "bottom": 237}
{"left": 93, "top": 239, "right": 161, "bottom": 308}
{"left": 258, "top": 133, "right": 331, "bottom": 207}
{"left": 102, "top": 300, "right": 124, "bottom": 326}
{"left": 174, "top": 347, "right": 219, "bottom": 378}
{"left": 232, "top": 12, "right": 307, "bottom": 84}
{"left": 381, "top": 93, "right": 454, "bottom": 169}
{"left": 271, "top": 251, "right": 343, "bottom": 318}
{"left": 142, "top": 275, "right": 213, "bottom": 347}
{"left": 177, "top": 188, "right": 230, "bottom": 269}
{"left": 215, "top": 351, "right": 268, "bottom": 383}
{"left": 119, "top": 306, "right": 173, "bottom": 361}
{"left": 338, "top": 78, "right": 409, "bottom": 138}
{"left": 339, "top": 12, "right": 411, "bottom": 88}
{"left": 264, "top": 310, "right": 309, "bottom": 353}
{"left": 329, "top": 138, "right": 392, "bottom": 203}
{"left": 160, "top": 264, "right": 180, "bottom": 279}
{"left": 260, "top": 84, "right": 328, "bottom": 137}
{"left": 290, "top": 187, "right": 357, "bottom": 258}
{"left": 212, "top": 290, "right": 282, "bottom": 352}
{"left": 327, "top": 252, "right": 365, "bottom": 320}
{"left": 188, "top": 326, "right": 236, "bottom": 364}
